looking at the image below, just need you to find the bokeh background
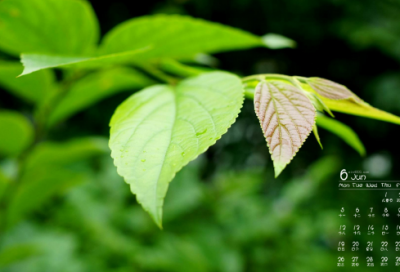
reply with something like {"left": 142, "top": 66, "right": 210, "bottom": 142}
{"left": 1, "top": 0, "right": 400, "bottom": 271}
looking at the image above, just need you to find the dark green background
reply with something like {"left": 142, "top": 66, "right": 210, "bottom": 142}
{"left": 1, "top": 0, "right": 400, "bottom": 271}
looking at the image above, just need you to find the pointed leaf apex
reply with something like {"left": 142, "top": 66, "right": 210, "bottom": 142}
{"left": 262, "top": 33, "right": 296, "bottom": 49}
{"left": 153, "top": 214, "right": 163, "bottom": 230}
{"left": 273, "top": 162, "right": 286, "bottom": 178}
{"left": 313, "top": 124, "right": 323, "bottom": 149}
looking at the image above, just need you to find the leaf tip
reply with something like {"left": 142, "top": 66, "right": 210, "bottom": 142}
{"left": 142, "top": 203, "right": 164, "bottom": 229}
{"left": 155, "top": 220, "right": 163, "bottom": 230}
{"left": 273, "top": 162, "right": 286, "bottom": 178}
{"left": 18, "top": 54, "right": 34, "bottom": 77}
{"left": 359, "top": 147, "right": 366, "bottom": 157}
{"left": 313, "top": 124, "right": 323, "bottom": 149}
{"left": 261, "top": 33, "right": 296, "bottom": 49}
{"left": 17, "top": 71, "right": 30, "bottom": 77}
{"left": 151, "top": 209, "right": 164, "bottom": 229}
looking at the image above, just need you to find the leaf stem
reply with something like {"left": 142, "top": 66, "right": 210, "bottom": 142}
{"left": 294, "top": 76, "right": 308, "bottom": 83}
{"left": 158, "top": 59, "right": 204, "bottom": 78}
{"left": 242, "top": 74, "right": 299, "bottom": 100}
{"left": 138, "top": 64, "right": 178, "bottom": 85}
{"left": 242, "top": 74, "right": 308, "bottom": 86}
{"left": 242, "top": 74, "right": 311, "bottom": 100}
{"left": 242, "top": 74, "right": 292, "bottom": 83}
{"left": 291, "top": 76, "right": 305, "bottom": 90}
{"left": 34, "top": 70, "right": 87, "bottom": 139}
{"left": 244, "top": 87, "right": 255, "bottom": 100}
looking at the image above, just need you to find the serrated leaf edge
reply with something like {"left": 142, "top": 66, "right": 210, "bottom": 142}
{"left": 254, "top": 80, "right": 317, "bottom": 177}
{"left": 109, "top": 77, "right": 245, "bottom": 228}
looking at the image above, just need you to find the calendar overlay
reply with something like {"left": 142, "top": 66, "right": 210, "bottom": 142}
{"left": 337, "top": 170, "right": 400, "bottom": 268}
{"left": 339, "top": 181, "right": 400, "bottom": 191}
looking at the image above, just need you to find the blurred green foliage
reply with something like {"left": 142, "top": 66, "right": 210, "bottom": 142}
{"left": 1, "top": 155, "right": 344, "bottom": 272}
{"left": 0, "top": 0, "right": 399, "bottom": 271}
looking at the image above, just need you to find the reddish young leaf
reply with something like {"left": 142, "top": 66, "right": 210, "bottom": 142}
{"left": 254, "top": 80, "right": 316, "bottom": 177}
{"left": 306, "top": 77, "right": 400, "bottom": 125}
{"left": 307, "top": 77, "right": 359, "bottom": 100}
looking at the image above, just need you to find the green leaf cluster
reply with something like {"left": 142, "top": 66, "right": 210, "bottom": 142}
{"left": 15, "top": 12, "right": 293, "bottom": 75}
{"left": 243, "top": 74, "right": 399, "bottom": 177}
{"left": 0, "top": 0, "right": 293, "bottom": 228}
{"left": 4, "top": 137, "right": 109, "bottom": 228}
{"left": 0, "top": 0, "right": 398, "bottom": 230}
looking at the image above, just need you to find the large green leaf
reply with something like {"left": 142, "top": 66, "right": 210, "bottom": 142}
{"left": 254, "top": 80, "right": 316, "bottom": 177}
{"left": 109, "top": 72, "right": 244, "bottom": 227}
{"left": 0, "top": 60, "right": 56, "bottom": 103}
{"left": 0, "top": 0, "right": 99, "bottom": 56}
{"left": 316, "top": 114, "right": 366, "bottom": 156}
{"left": 0, "top": 111, "right": 33, "bottom": 156}
{"left": 100, "top": 14, "right": 281, "bottom": 58}
{"left": 47, "top": 67, "right": 155, "bottom": 126}
{"left": 20, "top": 15, "right": 293, "bottom": 75}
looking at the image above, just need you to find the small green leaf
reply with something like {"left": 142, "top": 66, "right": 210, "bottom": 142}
{"left": 254, "top": 80, "right": 316, "bottom": 177}
{"left": 312, "top": 124, "right": 323, "bottom": 149}
{"left": 321, "top": 98, "right": 400, "bottom": 125}
{"left": 316, "top": 114, "right": 366, "bottom": 156}
{"left": 20, "top": 55, "right": 91, "bottom": 76}
{"left": 0, "top": 61, "right": 56, "bottom": 103}
{"left": 47, "top": 67, "right": 155, "bottom": 126}
{"left": 0, "top": 111, "right": 33, "bottom": 156}
{"left": 0, "top": 0, "right": 99, "bottom": 56}
{"left": 303, "top": 90, "right": 334, "bottom": 117}
{"left": 304, "top": 77, "right": 400, "bottom": 125}
{"left": 262, "top": 33, "right": 296, "bottom": 49}
{"left": 109, "top": 72, "right": 244, "bottom": 227}
{"left": 20, "top": 48, "right": 150, "bottom": 76}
